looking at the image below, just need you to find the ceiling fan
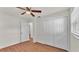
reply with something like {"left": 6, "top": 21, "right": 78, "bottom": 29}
{"left": 17, "top": 7, "right": 42, "bottom": 17}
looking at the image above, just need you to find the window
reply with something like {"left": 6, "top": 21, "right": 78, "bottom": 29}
{"left": 71, "top": 17, "right": 79, "bottom": 39}
{"left": 71, "top": 8, "right": 79, "bottom": 39}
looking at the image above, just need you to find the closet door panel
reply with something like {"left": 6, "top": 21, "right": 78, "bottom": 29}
{"left": 34, "top": 17, "right": 68, "bottom": 50}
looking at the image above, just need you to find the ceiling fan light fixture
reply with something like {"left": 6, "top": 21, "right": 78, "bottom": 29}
{"left": 26, "top": 11, "right": 31, "bottom": 14}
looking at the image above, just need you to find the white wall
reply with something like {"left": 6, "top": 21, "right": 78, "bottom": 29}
{"left": 33, "top": 9, "right": 70, "bottom": 50}
{"left": 0, "top": 12, "right": 29, "bottom": 48}
{"left": 71, "top": 7, "right": 79, "bottom": 51}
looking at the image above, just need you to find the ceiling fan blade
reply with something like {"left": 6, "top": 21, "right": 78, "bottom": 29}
{"left": 21, "top": 12, "right": 26, "bottom": 15}
{"left": 30, "top": 13, "right": 35, "bottom": 17}
{"left": 26, "top": 7, "right": 30, "bottom": 11}
{"left": 17, "top": 7, "right": 25, "bottom": 10}
{"left": 31, "top": 10, "right": 41, "bottom": 13}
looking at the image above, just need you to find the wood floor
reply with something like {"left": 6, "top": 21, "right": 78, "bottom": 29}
{"left": 0, "top": 40, "right": 68, "bottom": 52}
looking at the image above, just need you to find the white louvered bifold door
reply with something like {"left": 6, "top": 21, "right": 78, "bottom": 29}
{"left": 33, "top": 16, "right": 68, "bottom": 50}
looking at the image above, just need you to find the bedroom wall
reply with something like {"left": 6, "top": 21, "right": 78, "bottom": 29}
{"left": 0, "top": 11, "right": 29, "bottom": 48}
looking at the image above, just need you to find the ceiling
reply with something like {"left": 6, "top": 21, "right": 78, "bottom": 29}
{"left": 0, "top": 7, "right": 70, "bottom": 22}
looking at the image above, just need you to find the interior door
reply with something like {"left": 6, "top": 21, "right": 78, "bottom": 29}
{"left": 21, "top": 22, "right": 29, "bottom": 42}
